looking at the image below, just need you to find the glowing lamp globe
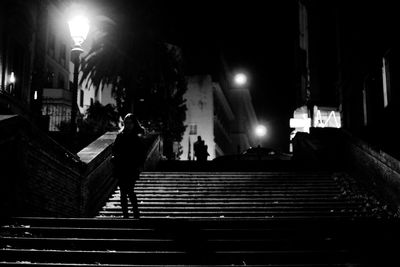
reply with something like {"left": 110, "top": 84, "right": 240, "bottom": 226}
{"left": 9, "top": 72, "right": 16, "bottom": 83}
{"left": 68, "top": 15, "right": 90, "bottom": 48}
{"left": 255, "top": 125, "right": 267, "bottom": 137}
{"left": 234, "top": 73, "right": 247, "bottom": 86}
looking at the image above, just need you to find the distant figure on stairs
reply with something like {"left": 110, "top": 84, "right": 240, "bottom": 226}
{"left": 111, "top": 113, "right": 146, "bottom": 219}
{"left": 194, "top": 135, "right": 209, "bottom": 162}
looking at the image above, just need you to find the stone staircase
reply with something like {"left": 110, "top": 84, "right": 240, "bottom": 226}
{"left": 99, "top": 171, "right": 386, "bottom": 219}
{"left": 1, "top": 171, "right": 399, "bottom": 266}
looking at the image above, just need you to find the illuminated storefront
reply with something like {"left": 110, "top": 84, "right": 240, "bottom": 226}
{"left": 289, "top": 105, "right": 341, "bottom": 152}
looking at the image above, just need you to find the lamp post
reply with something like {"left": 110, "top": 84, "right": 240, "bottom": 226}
{"left": 68, "top": 14, "right": 89, "bottom": 143}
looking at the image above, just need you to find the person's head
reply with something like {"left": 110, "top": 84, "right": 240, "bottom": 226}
{"left": 197, "top": 136, "right": 201, "bottom": 141}
{"left": 122, "top": 113, "right": 144, "bottom": 134}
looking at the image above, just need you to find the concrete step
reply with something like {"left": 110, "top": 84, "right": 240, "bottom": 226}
{"left": 0, "top": 248, "right": 357, "bottom": 265}
{"left": 109, "top": 197, "right": 360, "bottom": 202}
{"left": 106, "top": 200, "right": 364, "bottom": 207}
{"left": 2, "top": 217, "right": 399, "bottom": 265}
{"left": 134, "top": 192, "right": 343, "bottom": 197}
{"left": 0, "top": 264, "right": 364, "bottom": 267}
{"left": 98, "top": 211, "right": 373, "bottom": 219}
{"left": 140, "top": 172, "right": 335, "bottom": 178}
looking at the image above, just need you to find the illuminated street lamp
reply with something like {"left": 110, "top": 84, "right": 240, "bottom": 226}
{"left": 234, "top": 72, "right": 247, "bottom": 87}
{"left": 9, "top": 72, "right": 16, "bottom": 84}
{"left": 68, "top": 14, "right": 89, "bottom": 142}
{"left": 254, "top": 124, "right": 267, "bottom": 160}
{"left": 8, "top": 72, "right": 16, "bottom": 92}
{"left": 255, "top": 124, "right": 267, "bottom": 138}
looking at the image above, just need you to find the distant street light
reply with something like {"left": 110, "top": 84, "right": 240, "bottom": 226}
{"left": 8, "top": 72, "right": 16, "bottom": 93}
{"left": 9, "top": 72, "right": 16, "bottom": 84}
{"left": 255, "top": 124, "right": 267, "bottom": 138}
{"left": 68, "top": 14, "right": 89, "bottom": 142}
{"left": 254, "top": 124, "right": 267, "bottom": 159}
{"left": 233, "top": 72, "right": 247, "bottom": 87}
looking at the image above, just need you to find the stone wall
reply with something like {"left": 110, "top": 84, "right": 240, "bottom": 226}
{"left": 0, "top": 115, "right": 163, "bottom": 217}
{"left": 1, "top": 115, "right": 82, "bottom": 217}
{"left": 342, "top": 132, "right": 400, "bottom": 213}
{"left": 293, "top": 127, "right": 400, "bottom": 212}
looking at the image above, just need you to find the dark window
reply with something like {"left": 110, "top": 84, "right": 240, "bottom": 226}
{"left": 45, "top": 67, "right": 54, "bottom": 88}
{"left": 59, "top": 44, "right": 66, "bottom": 67}
{"left": 80, "top": 89, "right": 84, "bottom": 107}
{"left": 189, "top": 124, "right": 197, "bottom": 135}
{"left": 58, "top": 74, "right": 65, "bottom": 89}
{"left": 48, "top": 33, "right": 55, "bottom": 57}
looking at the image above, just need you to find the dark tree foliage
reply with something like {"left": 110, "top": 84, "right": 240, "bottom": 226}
{"left": 78, "top": 101, "right": 119, "bottom": 135}
{"left": 57, "top": 102, "right": 119, "bottom": 151}
{"left": 136, "top": 44, "right": 187, "bottom": 159}
{"left": 79, "top": 2, "right": 187, "bottom": 157}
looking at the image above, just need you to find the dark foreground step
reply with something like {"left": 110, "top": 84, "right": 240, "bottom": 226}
{"left": 0, "top": 263, "right": 365, "bottom": 267}
{"left": 1, "top": 217, "right": 400, "bottom": 266}
{"left": 0, "top": 248, "right": 361, "bottom": 265}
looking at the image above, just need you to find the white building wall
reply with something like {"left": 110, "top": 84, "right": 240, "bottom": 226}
{"left": 98, "top": 85, "right": 116, "bottom": 106}
{"left": 180, "top": 75, "right": 215, "bottom": 160}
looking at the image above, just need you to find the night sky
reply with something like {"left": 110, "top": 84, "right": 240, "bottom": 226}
{"left": 163, "top": 1, "right": 298, "bottom": 151}
{"left": 85, "top": 0, "right": 298, "bottom": 151}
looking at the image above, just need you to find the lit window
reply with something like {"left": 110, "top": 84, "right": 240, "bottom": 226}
{"left": 189, "top": 124, "right": 197, "bottom": 135}
{"left": 382, "top": 56, "right": 391, "bottom": 107}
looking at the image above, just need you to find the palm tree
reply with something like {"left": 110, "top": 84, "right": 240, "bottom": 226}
{"left": 79, "top": 1, "right": 187, "bottom": 158}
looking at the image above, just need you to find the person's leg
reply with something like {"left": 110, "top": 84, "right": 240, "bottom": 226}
{"left": 119, "top": 184, "right": 129, "bottom": 218}
{"left": 128, "top": 170, "right": 140, "bottom": 218}
{"left": 127, "top": 188, "right": 140, "bottom": 218}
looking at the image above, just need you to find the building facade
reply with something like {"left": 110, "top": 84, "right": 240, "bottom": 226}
{"left": 289, "top": 0, "right": 342, "bottom": 151}
{"left": 0, "top": 0, "right": 115, "bottom": 132}
{"left": 180, "top": 73, "right": 258, "bottom": 160}
{"left": 0, "top": 0, "right": 39, "bottom": 118}
{"left": 293, "top": 0, "right": 400, "bottom": 159}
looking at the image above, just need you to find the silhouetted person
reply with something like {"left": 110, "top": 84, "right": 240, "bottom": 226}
{"left": 200, "top": 141, "right": 209, "bottom": 162}
{"left": 194, "top": 136, "right": 209, "bottom": 162}
{"left": 193, "top": 136, "right": 202, "bottom": 161}
{"left": 112, "top": 113, "right": 145, "bottom": 219}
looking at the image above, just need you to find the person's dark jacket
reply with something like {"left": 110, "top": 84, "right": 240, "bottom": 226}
{"left": 112, "top": 130, "right": 146, "bottom": 179}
